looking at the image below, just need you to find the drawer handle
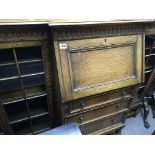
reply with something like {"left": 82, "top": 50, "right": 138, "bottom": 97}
{"left": 115, "top": 104, "right": 120, "bottom": 110}
{"left": 111, "top": 119, "right": 116, "bottom": 124}
{"left": 80, "top": 101, "right": 85, "bottom": 109}
{"left": 121, "top": 91, "right": 127, "bottom": 96}
{"left": 79, "top": 115, "right": 83, "bottom": 122}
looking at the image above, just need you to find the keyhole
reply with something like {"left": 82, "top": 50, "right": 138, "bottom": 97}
{"left": 105, "top": 39, "right": 107, "bottom": 42}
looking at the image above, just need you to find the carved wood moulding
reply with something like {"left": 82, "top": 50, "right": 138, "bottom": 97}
{"left": 0, "top": 29, "right": 48, "bottom": 42}
{"left": 53, "top": 23, "right": 146, "bottom": 41}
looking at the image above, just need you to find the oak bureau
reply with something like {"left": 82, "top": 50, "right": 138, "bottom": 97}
{"left": 51, "top": 21, "right": 146, "bottom": 135}
{"left": 0, "top": 20, "right": 155, "bottom": 135}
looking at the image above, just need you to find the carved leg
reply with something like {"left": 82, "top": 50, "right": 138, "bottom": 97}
{"left": 133, "top": 108, "right": 139, "bottom": 118}
{"left": 116, "top": 129, "right": 122, "bottom": 135}
{"left": 143, "top": 98, "right": 150, "bottom": 129}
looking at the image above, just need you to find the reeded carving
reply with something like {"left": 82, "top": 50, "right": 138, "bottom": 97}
{"left": 53, "top": 24, "right": 145, "bottom": 41}
{"left": 0, "top": 29, "right": 48, "bottom": 42}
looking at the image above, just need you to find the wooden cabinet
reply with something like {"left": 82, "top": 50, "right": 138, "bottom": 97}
{"left": 0, "top": 25, "right": 53, "bottom": 135}
{"left": 52, "top": 22, "right": 145, "bottom": 134}
{"left": 0, "top": 20, "right": 152, "bottom": 135}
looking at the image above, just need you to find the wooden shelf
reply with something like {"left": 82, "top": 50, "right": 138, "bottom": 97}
{"left": 19, "top": 61, "right": 44, "bottom": 76}
{"left": 12, "top": 120, "right": 32, "bottom": 135}
{"left": 10, "top": 112, "right": 48, "bottom": 124}
{"left": 145, "top": 64, "right": 152, "bottom": 71}
{"left": 25, "top": 85, "right": 47, "bottom": 99}
{"left": 18, "top": 59, "right": 42, "bottom": 64}
{"left": 1, "top": 85, "right": 46, "bottom": 105}
{"left": 34, "top": 127, "right": 50, "bottom": 134}
{"left": 0, "top": 45, "right": 51, "bottom": 135}
{"left": 22, "top": 73, "right": 45, "bottom": 88}
{"left": 145, "top": 70, "right": 153, "bottom": 74}
{"left": 32, "top": 115, "right": 49, "bottom": 133}
{"left": 145, "top": 53, "right": 155, "bottom": 57}
{"left": 139, "top": 85, "right": 146, "bottom": 89}
{"left": 5, "top": 97, "right": 48, "bottom": 124}
{"left": 0, "top": 61, "right": 15, "bottom": 67}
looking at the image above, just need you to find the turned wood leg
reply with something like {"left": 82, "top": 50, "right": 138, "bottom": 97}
{"left": 133, "top": 108, "right": 139, "bottom": 118}
{"left": 143, "top": 98, "right": 150, "bottom": 129}
{"left": 116, "top": 129, "right": 122, "bottom": 135}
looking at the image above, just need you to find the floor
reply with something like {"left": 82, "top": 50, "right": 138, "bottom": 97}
{"left": 122, "top": 106, "right": 155, "bottom": 135}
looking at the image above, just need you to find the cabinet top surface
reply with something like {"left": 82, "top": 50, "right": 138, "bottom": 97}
{"left": 0, "top": 19, "right": 154, "bottom": 26}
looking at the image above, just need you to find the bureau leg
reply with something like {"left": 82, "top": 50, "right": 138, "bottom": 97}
{"left": 133, "top": 108, "right": 139, "bottom": 118}
{"left": 116, "top": 129, "right": 122, "bottom": 135}
{"left": 143, "top": 99, "right": 150, "bottom": 129}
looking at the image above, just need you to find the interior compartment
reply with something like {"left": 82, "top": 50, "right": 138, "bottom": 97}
{"left": 0, "top": 64, "right": 18, "bottom": 79}
{"left": 19, "top": 61, "right": 44, "bottom": 75}
{"left": 28, "top": 96, "right": 48, "bottom": 117}
{"left": 4, "top": 100, "right": 28, "bottom": 123}
{"left": 148, "top": 55, "right": 155, "bottom": 66}
{"left": 32, "top": 114, "right": 49, "bottom": 133}
{"left": 0, "top": 49, "right": 14, "bottom": 64}
{"left": 145, "top": 36, "right": 155, "bottom": 49}
{"left": 22, "top": 74, "right": 45, "bottom": 88}
{"left": 25, "top": 85, "right": 46, "bottom": 98}
{"left": 16, "top": 47, "right": 42, "bottom": 61}
{"left": 0, "top": 89, "right": 24, "bottom": 104}
{"left": 11, "top": 119, "right": 32, "bottom": 135}
{"left": 0, "top": 78, "right": 21, "bottom": 93}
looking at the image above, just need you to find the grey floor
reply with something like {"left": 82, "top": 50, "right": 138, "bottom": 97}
{"left": 122, "top": 106, "right": 155, "bottom": 135}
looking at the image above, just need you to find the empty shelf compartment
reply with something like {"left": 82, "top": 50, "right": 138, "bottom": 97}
{"left": 25, "top": 85, "right": 46, "bottom": 98}
{"left": 0, "top": 49, "right": 14, "bottom": 65}
{"left": 22, "top": 73, "right": 45, "bottom": 88}
{"left": 28, "top": 96, "right": 48, "bottom": 117}
{"left": 11, "top": 120, "right": 32, "bottom": 135}
{"left": 0, "top": 64, "right": 18, "bottom": 79}
{"left": 19, "top": 61, "right": 44, "bottom": 75}
{"left": 16, "top": 47, "right": 42, "bottom": 61}
{"left": 0, "top": 89, "right": 24, "bottom": 104}
{"left": 4, "top": 100, "right": 28, "bottom": 123}
{"left": 0, "top": 78, "right": 22, "bottom": 93}
{"left": 32, "top": 115, "right": 49, "bottom": 133}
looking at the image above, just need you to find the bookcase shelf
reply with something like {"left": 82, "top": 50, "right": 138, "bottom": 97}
{"left": 0, "top": 44, "right": 52, "bottom": 135}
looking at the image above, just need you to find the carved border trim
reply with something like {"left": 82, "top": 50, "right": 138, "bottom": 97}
{"left": 0, "top": 29, "right": 48, "bottom": 42}
{"left": 53, "top": 24, "right": 146, "bottom": 41}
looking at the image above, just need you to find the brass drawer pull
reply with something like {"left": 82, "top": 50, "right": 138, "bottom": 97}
{"left": 115, "top": 104, "right": 120, "bottom": 110}
{"left": 80, "top": 101, "right": 85, "bottom": 109}
{"left": 121, "top": 91, "right": 127, "bottom": 96}
{"left": 111, "top": 118, "right": 116, "bottom": 124}
{"left": 79, "top": 115, "right": 84, "bottom": 122}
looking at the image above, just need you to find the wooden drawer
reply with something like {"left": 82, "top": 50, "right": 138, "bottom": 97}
{"left": 57, "top": 34, "right": 143, "bottom": 102}
{"left": 65, "top": 98, "right": 131, "bottom": 124}
{"left": 65, "top": 88, "right": 132, "bottom": 114}
{"left": 80, "top": 111, "right": 126, "bottom": 135}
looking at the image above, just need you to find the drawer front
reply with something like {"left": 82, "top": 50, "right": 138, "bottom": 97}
{"left": 57, "top": 34, "right": 143, "bottom": 102}
{"left": 65, "top": 88, "right": 133, "bottom": 114}
{"left": 65, "top": 99, "right": 131, "bottom": 124}
{"left": 80, "top": 112, "right": 126, "bottom": 135}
